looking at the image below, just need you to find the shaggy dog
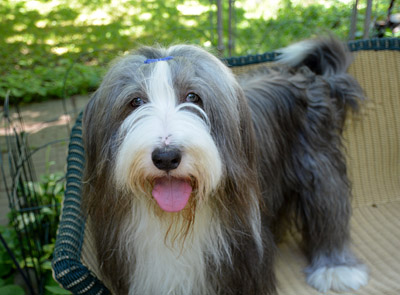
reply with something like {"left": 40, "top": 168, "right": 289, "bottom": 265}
{"left": 82, "top": 37, "right": 368, "bottom": 294}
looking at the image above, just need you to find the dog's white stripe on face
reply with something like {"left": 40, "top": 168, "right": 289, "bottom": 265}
{"left": 147, "top": 61, "right": 176, "bottom": 110}
{"left": 146, "top": 61, "right": 176, "bottom": 145}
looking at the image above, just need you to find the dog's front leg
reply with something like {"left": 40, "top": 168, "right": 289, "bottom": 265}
{"left": 296, "top": 148, "right": 369, "bottom": 293}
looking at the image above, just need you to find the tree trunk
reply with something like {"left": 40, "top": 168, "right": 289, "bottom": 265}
{"left": 217, "top": 0, "right": 224, "bottom": 55}
{"left": 349, "top": 0, "right": 359, "bottom": 40}
{"left": 363, "top": 0, "right": 373, "bottom": 39}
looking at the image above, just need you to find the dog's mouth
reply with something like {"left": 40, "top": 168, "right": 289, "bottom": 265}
{"left": 152, "top": 176, "right": 193, "bottom": 212}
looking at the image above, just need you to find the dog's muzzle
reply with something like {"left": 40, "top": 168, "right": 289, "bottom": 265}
{"left": 151, "top": 147, "right": 193, "bottom": 213}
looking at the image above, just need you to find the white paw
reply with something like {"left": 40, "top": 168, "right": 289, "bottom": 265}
{"left": 306, "top": 264, "right": 369, "bottom": 293}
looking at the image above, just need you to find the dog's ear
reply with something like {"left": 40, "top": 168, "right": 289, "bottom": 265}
{"left": 82, "top": 90, "right": 118, "bottom": 209}
{"left": 236, "top": 87, "right": 258, "bottom": 170}
{"left": 82, "top": 91, "right": 103, "bottom": 209}
{"left": 210, "top": 82, "right": 261, "bottom": 225}
{"left": 223, "top": 84, "right": 258, "bottom": 174}
{"left": 82, "top": 91, "right": 101, "bottom": 175}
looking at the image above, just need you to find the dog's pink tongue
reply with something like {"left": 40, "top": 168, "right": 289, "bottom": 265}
{"left": 152, "top": 177, "right": 192, "bottom": 212}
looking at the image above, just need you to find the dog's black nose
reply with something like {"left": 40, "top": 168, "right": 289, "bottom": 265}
{"left": 152, "top": 147, "right": 182, "bottom": 171}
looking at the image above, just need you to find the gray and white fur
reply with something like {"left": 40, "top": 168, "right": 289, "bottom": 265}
{"left": 82, "top": 37, "right": 368, "bottom": 294}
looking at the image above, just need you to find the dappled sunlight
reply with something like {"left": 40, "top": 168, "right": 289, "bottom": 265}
{"left": 45, "top": 38, "right": 56, "bottom": 46}
{"left": 0, "top": 112, "right": 70, "bottom": 135}
{"left": 239, "top": 0, "right": 356, "bottom": 20}
{"left": 6, "top": 35, "right": 32, "bottom": 44}
{"left": 35, "top": 20, "right": 47, "bottom": 28}
{"left": 13, "top": 23, "right": 28, "bottom": 32}
{"left": 1, "top": 0, "right": 392, "bottom": 104}
{"left": 76, "top": 9, "right": 114, "bottom": 26}
{"left": 292, "top": 0, "right": 353, "bottom": 6}
{"left": 119, "top": 26, "right": 145, "bottom": 38}
{"left": 20, "top": 114, "right": 71, "bottom": 135}
{"left": 139, "top": 12, "right": 152, "bottom": 21}
{"left": 203, "top": 40, "right": 212, "bottom": 47}
{"left": 181, "top": 19, "right": 198, "bottom": 27}
{"left": 51, "top": 47, "right": 69, "bottom": 55}
{"left": 24, "top": 0, "right": 65, "bottom": 14}
{"left": 237, "top": 0, "right": 281, "bottom": 20}
{"left": 177, "top": 1, "right": 209, "bottom": 16}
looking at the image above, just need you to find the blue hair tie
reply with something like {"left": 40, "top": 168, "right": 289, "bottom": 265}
{"left": 144, "top": 56, "right": 174, "bottom": 64}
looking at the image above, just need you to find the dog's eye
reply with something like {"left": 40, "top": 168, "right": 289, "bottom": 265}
{"left": 130, "top": 97, "right": 145, "bottom": 108}
{"left": 185, "top": 93, "right": 201, "bottom": 104}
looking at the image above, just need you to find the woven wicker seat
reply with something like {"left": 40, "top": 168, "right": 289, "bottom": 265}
{"left": 52, "top": 38, "right": 400, "bottom": 295}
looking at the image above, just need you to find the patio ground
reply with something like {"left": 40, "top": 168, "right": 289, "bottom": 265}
{"left": 0, "top": 95, "right": 91, "bottom": 225}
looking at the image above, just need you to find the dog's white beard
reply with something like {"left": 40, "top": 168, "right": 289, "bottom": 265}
{"left": 119, "top": 196, "right": 231, "bottom": 295}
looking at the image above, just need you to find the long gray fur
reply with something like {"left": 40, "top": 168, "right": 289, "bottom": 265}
{"left": 82, "top": 37, "right": 366, "bottom": 294}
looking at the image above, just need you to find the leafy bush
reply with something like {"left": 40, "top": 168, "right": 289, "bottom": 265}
{"left": 0, "top": 172, "right": 70, "bottom": 295}
{"left": 0, "top": 0, "right": 396, "bottom": 104}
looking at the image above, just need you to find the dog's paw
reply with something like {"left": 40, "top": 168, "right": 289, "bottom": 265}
{"left": 306, "top": 264, "right": 368, "bottom": 293}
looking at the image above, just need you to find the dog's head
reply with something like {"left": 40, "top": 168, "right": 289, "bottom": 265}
{"left": 83, "top": 45, "right": 259, "bottom": 226}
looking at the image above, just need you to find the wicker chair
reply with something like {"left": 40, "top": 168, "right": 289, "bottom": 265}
{"left": 52, "top": 38, "right": 400, "bottom": 295}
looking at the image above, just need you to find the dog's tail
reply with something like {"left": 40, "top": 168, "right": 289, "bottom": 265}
{"left": 277, "top": 36, "right": 351, "bottom": 76}
{"left": 277, "top": 37, "right": 365, "bottom": 111}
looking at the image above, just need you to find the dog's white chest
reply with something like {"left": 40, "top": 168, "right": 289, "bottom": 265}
{"left": 131, "top": 236, "right": 207, "bottom": 295}
{"left": 122, "top": 202, "right": 224, "bottom": 295}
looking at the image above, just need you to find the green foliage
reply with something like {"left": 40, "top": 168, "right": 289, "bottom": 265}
{"left": 235, "top": 2, "right": 352, "bottom": 55}
{"left": 0, "top": 226, "right": 17, "bottom": 277}
{"left": 0, "top": 0, "right": 396, "bottom": 104}
{"left": 0, "top": 172, "right": 70, "bottom": 295}
{"left": 45, "top": 285, "right": 73, "bottom": 295}
{"left": 0, "top": 285, "right": 25, "bottom": 295}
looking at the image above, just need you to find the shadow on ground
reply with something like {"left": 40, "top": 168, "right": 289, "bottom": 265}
{"left": 0, "top": 95, "right": 90, "bottom": 224}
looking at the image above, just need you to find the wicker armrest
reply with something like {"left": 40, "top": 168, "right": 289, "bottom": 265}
{"left": 52, "top": 113, "right": 111, "bottom": 294}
